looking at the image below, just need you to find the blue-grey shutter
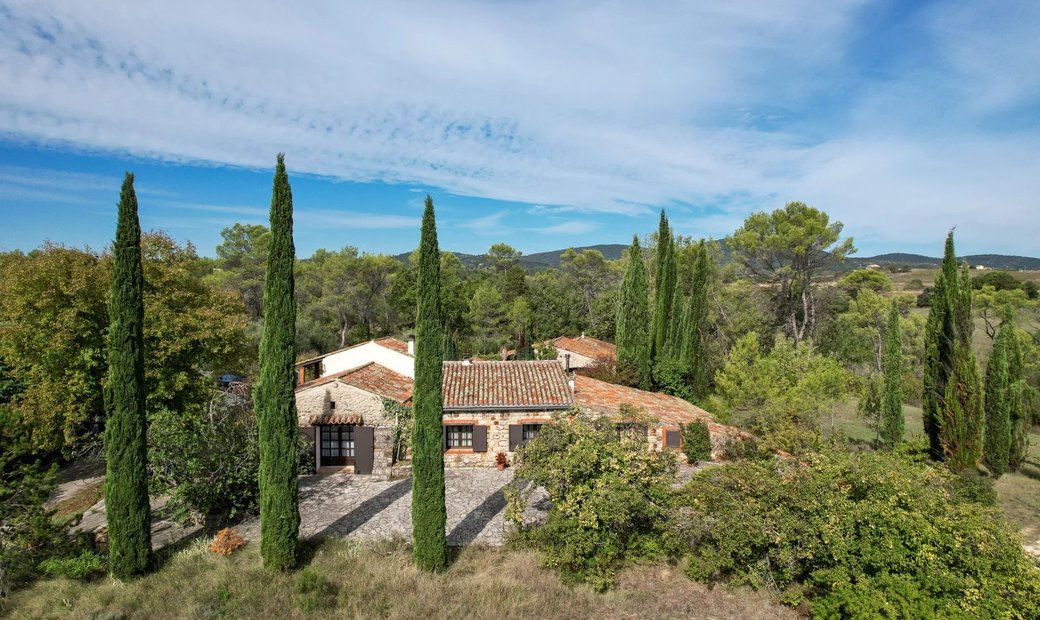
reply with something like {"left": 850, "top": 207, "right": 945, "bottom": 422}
{"left": 508, "top": 425, "right": 523, "bottom": 451}
{"left": 473, "top": 425, "right": 488, "bottom": 452}
{"left": 665, "top": 429, "right": 681, "bottom": 448}
{"left": 355, "top": 426, "right": 375, "bottom": 474}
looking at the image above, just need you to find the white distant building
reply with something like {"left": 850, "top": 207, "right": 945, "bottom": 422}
{"left": 295, "top": 336, "right": 414, "bottom": 383}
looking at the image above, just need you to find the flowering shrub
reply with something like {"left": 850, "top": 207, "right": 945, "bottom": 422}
{"left": 209, "top": 528, "right": 246, "bottom": 556}
{"left": 676, "top": 448, "right": 1040, "bottom": 617}
{"left": 506, "top": 410, "right": 677, "bottom": 590}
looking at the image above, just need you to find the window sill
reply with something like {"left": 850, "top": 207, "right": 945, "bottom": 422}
{"left": 444, "top": 448, "right": 476, "bottom": 455}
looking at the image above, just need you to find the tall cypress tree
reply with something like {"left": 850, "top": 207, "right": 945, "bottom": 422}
{"left": 104, "top": 172, "right": 151, "bottom": 579}
{"left": 880, "top": 301, "right": 904, "bottom": 446}
{"left": 412, "top": 196, "right": 447, "bottom": 571}
{"left": 256, "top": 154, "right": 300, "bottom": 570}
{"left": 666, "top": 281, "right": 685, "bottom": 359}
{"left": 681, "top": 242, "right": 711, "bottom": 399}
{"left": 983, "top": 307, "right": 1013, "bottom": 477}
{"left": 923, "top": 232, "right": 958, "bottom": 460}
{"left": 941, "top": 266, "right": 984, "bottom": 472}
{"left": 1006, "top": 307, "right": 1029, "bottom": 471}
{"left": 616, "top": 235, "right": 651, "bottom": 389}
{"left": 651, "top": 211, "right": 675, "bottom": 362}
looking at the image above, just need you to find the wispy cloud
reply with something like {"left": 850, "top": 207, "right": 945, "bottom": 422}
{"left": 0, "top": 1, "right": 1038, "bottom": 253}
{"left": 459, "top": 209, "right": 509, "bottom": 234}
{"left": 533, "top": 220, "right": 599, "bottom": 235}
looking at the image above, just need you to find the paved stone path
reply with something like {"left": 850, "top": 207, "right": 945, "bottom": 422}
{"left": 239, "top": 468, "right": 543, "bottom": 546}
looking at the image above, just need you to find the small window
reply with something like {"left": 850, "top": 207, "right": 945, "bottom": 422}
{"left": 522, "top": 423, "right": 542, "bottom": 442}
{"left": 616, "top": 422, "right": 647, "bottom": 443}
{"left": 329, "top": 401, "right": 336, "bottom": 410}
{"left": 446, "top": 424, "right": 474, "bottom": 449}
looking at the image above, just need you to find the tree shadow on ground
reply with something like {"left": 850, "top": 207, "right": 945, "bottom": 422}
{"left": 313, "top": 478, "right": 413, "bottom": 538}
{"left": 446, "top": 483, "right": 508, "bottom": 548}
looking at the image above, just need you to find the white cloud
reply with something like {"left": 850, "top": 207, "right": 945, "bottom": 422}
{"left": 459, "top": 209, "right": 509, "bottom": 234}
{"left": 533, "top": 220, "right": 599, "bottom": 235}
{"left": 0, "top": 1, "right": 1038, "bottom": 253}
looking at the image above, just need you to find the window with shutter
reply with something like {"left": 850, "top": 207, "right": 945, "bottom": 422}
{"left": 665, "top": 429, "right": 681, "bottom": 448}
{"left": 445, "top": 424, "right": 474, "bottom": 449}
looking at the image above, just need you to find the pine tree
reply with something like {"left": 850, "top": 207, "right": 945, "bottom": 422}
{"left": 880, "top": 301, "right": 904, "bottom": 446}
{"left": 412, "top": 196, "right": 447, "bottom": 571}
{"left": 681, "top": 242, "right": 711, "bottom": 399}
{"left": 983, "top": 307, "right": 1013, "bottom": 476}
{"left": 104, "top": 172, "right": 152, "bottom": 579}
{"left": 941, "top": 266, "right": 984, "bottom": 472}
{"left": 923, "top": 231, "right": 958, "bottom": 460}
{"left": 616, "top": 235, "right": 651, "bottom": 389}
{"left": 256, "top": 154, "right": 300, "bottom": 570}
{"left": 651, "top": 211, "right": 675, "bottom": 362}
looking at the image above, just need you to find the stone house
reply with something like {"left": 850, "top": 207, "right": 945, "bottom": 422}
{"left": 295, "top": 349, "right": 751, "bottom": 477}
{"left": 537, "top": 334, "right": 617, "bottom": 370}
{"left": 295, "top": 361, "right": 413, "bottom": 477}
{"left": 295, "top": 336, "right": 414, "bottom": 383}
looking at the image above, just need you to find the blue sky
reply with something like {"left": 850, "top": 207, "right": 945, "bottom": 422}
{"left": 1, "top": 0, "right": 1038, "bottom": 258}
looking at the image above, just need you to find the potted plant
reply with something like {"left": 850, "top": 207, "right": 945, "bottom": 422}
{"left": 495, "top": 451, "right": 508, "bottom": 471}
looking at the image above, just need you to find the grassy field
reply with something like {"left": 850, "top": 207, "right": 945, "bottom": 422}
{"left": 2, "top": 538, "right": 797, "bottom": 620}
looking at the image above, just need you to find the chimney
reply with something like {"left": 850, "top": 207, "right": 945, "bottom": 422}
{"left": 568, "top": 376, "right": 576, "bottom": 393}
{"left": 580, "top": 331, "right": 585, "bottom": 339}
{"left": 500, "top": 346, "right": 508, "bottom": 361}
{"left": 462, "top": 357, "right": 472, "bottom": 366}
{"left": 564, "top": 353, "right": 571, "bottom": 372}
{"left": 407, "top": 335, "right": 415, "bottom": 355}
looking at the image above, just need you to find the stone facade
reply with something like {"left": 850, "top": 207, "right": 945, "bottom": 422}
{"left": 295, "top": 380, "right": 393, "bottom": 429}
{"left": 442, "top": 410, "right": 555, "bottom": 467}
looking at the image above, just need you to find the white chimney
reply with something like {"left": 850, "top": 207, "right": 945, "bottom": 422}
{"left": 407, "top": 335, "right": 415, "bottom": 355}
{"left": 462, "top": 357, "right": 472, "bottom": 366}
{"left": 568, "top": 378, "right": 576, "bottom": 393}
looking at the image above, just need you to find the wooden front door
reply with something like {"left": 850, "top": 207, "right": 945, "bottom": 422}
{"left": 319, "top": 425, "right": 355, "bottom": 467}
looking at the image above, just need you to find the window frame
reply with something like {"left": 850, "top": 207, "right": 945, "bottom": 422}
{"left": 445, "top": 424, "right": 475, "bottom": 450}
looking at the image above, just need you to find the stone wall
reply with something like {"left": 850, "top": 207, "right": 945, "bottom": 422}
{"left": 442, "top": 410, "right": 555, "bottom": 468}
{"left": 295, "top": 381, "right": 393, "bottom": 428}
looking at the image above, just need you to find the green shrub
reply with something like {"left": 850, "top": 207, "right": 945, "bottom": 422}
{"left": 676, "top": 448, "right": 1040, "bottom": 617}
{"left": 506, "top": 411, "right": 678, "bottom": 590}
{"left": 681, "top": 422, "right": 711, "bottom": 463}
{"left": 38, "top": 550, "right": 106, "bottom": 580}
{"left": 946, "top": 469, "right": 996, "bottom": 507}
{"left": 295, "top": 567, "right": 335, "bottom": 612}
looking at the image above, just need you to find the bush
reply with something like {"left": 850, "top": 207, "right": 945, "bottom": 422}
{"left": 295, "top": 567, "right": 335, "bottom": 612}
{"left": 681, "top": 422, "right": 711, "bottom": 463}
{"left": 506, "top": 411, "right": 678, "bottom": 590}
{"left": 906, "top": 278, "right": 924, "bottom": 290}
{"left": 37, "top": 550, "right": 105, "bottom": 580}
{"left": 675, "top": 448, "right": 1040, "bottom": 617}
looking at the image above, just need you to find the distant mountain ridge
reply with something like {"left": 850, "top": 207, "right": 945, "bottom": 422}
{"left": 396, "top": 245, "right": 1040, "bottom": 272}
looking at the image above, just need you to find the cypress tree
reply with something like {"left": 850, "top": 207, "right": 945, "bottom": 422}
{"left": 681, "top": 242, "right": 711, "bottom": 399}
{"left": 880, "top": 301, "right": 904, "bottom": 446}
{"left": 616, "top": 235, "right": 651, "bottom": 389}
{"left": 983, "top": 307, "right": 1013, "bottom": 477}
{"left": 412, "top": 196, "right": 447, "bottom": 571}
{"left": 1006, "top": 308, "right": 1029, "bottom": 471}
{"left": 651, "top": 211, "right": 675, "bottom": 362}
{"left": 104, "top": 172, "right": 151, "bottom": 579}
{"left": 941, "top": 266, "right": 984, "bottom": 472}
{"left": 666, "top": 282, "right": 685, "bottom": 359}
{"left": 923, "top": 231, "right": 958, "bottom": 460}
{"left": 256, "top": 154, "right": 300, "bottom": 570}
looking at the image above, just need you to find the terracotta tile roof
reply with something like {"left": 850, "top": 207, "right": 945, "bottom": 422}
{"left": 295, "top": 336, "right": 412, "bottom": 367}
{"left": 442, "top": 361, "right": 574, "bottom": 410}
{"left": 373, "top": 336, "right": 412, "bottom": 356}
{"left": 296, "top": 362, "right": 413, "bottom": 403}
{"left": 309, "top": 414, "right": 364, "bottom": 426}
{"left": 573, "top": 375, "right": 713, "bottom": 426}
{"left": 551, "top": 335, "right": 617, "bottom": 361}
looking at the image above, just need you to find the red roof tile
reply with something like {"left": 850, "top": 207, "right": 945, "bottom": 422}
{"left": 573, "top": 375, "right": 713, "bottom": 426}
{"left": 551, "top": 335, "right": 617, "bottom": 361}
{"left": 373, "top": 336, "right": 411, "bottom": 356}
{"left": 295, "top": 336, "right": 412, "bottom": 367}
{"left": 296, "top": 362, "right": 413, "bottom": 403}
{"left": 308, "top": 414, "right": 364, "bottom": 426}
{"left": 443, "top": 361, "right": 573, "bottom": 410}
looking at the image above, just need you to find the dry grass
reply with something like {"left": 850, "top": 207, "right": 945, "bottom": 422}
{"left": 3, "top": 537, "right": 798, "bottom": 620}
{"left": 824, "top": 398, "right": 923, "bottom": 446}
{"left": 49, "top": 479, "right": 104, "bottom": 522}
